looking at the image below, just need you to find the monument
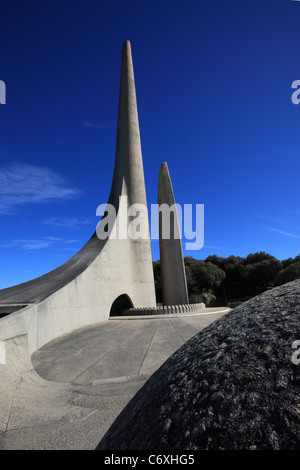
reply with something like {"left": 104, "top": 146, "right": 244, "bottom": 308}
{"left": 158, "top": 162, "right": 189, "bottom": 306}
{"left": 0, "top": 40, "right": 156, "bottom": 354}
{"left": 0, "top": 40, "right": 204, "bottom": 361}
{"left": 0, "top": 39, "right": 209, "bottom": 450}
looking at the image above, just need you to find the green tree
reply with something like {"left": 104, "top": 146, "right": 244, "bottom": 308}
{"left": 206, "top": 254, "right": 246, "bottom": 301}
{"left": 281, "top": 257, "right": 294, "bottom": 269}
{"left": 154, "top": 251, "right": 297, "bottom": 306}
{"left": 184, "top": 257, "right": 225, "bottom": 294}
{"left": 275, "top": 261, "right": 300, "bottom": 286}
{"left": 245, "top": 251, "right": 277, "bottom": 265}
{"left": 242, "top": 258, "right": 281, "bottom": 292}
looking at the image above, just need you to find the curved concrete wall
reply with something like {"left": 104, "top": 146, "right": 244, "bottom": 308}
{"left": 0, "top": 221, "right": 156, "bottom": 354}
{"left": 27, "top": 231, "right": 155, "bottom": 353}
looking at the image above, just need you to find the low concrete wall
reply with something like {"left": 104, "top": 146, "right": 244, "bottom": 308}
{"left": 123, "top": 303, "right": 205, "bottom": 316}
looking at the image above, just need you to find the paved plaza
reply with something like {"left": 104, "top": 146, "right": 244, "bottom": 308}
{"left": 1, "top": 309, "right": 228, "bottom": 450}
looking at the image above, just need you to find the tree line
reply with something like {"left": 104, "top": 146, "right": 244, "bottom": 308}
{"left": 153, "top": 252, "right": 300, "bottom": 307}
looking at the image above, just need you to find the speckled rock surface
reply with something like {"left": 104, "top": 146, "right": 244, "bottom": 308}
{"left": 97, "top": 279, "right": 300, "bottom": 450}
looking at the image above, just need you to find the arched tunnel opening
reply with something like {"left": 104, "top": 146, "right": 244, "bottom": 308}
{"left": 109, "top": 294, "right": 134, "bottom": 317}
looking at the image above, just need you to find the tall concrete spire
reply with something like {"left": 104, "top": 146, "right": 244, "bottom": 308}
{"left": 107, "top": 39, "right": 155, "bottom": 303}
{"left": 158, "top": 162, "right": 189, "bottom": 306}
{"left": 110, "top": 39, "right": 147, "bottom": 208}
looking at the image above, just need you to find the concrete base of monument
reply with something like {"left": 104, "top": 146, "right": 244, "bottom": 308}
{"left": 115, "top": 305, "right": 230, "bottom": 319}
{"left": 121, "top": 302, "right": 206, "bottom": 316}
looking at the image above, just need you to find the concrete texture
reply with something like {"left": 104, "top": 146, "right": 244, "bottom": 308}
{"left": 32, "top": 311, "right": 227, "bottom": 384}
{"left": 0, "top": 40, "right": 155, "bottom": 358}
{"left": 97, "top": 280, "right": 300, "bottom": 451}
{"left": 0, "top": 310, "right": 227, "bottom": 450}
{"left": 158, "top": 162, "right": 189, "bottom": 306}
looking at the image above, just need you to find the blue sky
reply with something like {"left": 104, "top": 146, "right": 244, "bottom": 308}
{"left": 0, "top": 0, "right": 299, "bottom": 289}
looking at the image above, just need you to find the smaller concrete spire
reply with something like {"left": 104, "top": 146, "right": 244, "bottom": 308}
{"left": 158, "top": 162, "right": 189, "bottom": 306}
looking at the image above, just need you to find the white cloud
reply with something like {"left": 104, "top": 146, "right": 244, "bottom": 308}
{"left": 0, "top": 236, "right": 79, "bottom": 250}
{"left": 257, "top": 214, "right": 287, "bottom": 225}
{"left": 0, "top": 162, "right": 80, "bottom": 214}
{"left": 1, "top": 239, "right": 57, "bottom": 250}
{"left": 203, "top": 244, "right": 224, "bottom": 250}
{"left": 43, "top": 216, "right": 91, "bottom": 228}
{"left": 83, "top": 121, "right": 106, "bottom": 129}
{"left": 263, "top": 226, "right": 300, "bottom": 239}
